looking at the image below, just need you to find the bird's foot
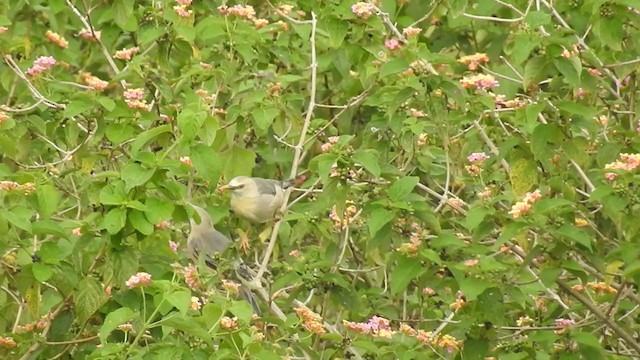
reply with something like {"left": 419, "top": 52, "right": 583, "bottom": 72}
{"left": 238, "top": 229, "right": 251, "bottom": 253}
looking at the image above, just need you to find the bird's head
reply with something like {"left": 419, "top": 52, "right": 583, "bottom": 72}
{"left": 218, "top": 176, "right": 255, "bottom": 196}
{"left": 187, "top": 202, "right": 213, "bottom": 228}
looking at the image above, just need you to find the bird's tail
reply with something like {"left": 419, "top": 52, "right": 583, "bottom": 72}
{"left": 283, "top": 170, "right": 310, "bottom": 189}
{"left": 240, "top": 287, "right": 261, "bottom": 316}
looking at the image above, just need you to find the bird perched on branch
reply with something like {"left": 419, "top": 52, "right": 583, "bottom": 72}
{"left": 218, "top": 176, "right": 294, "bottom": 224}
{"left": 186, "top": 202, "right": 260, "bottom": 315}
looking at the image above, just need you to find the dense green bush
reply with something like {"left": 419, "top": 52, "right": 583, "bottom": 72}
{"left": 1, "top": 0, "right": 639, "bottom": 359}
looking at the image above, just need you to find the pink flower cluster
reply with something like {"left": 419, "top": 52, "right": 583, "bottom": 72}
{"left": 492, "top": 93, "right": 526, "bottom": 109}
{"left": 190, "top": 296, "right": 202, "bottom": 310}
{"left": 218, "top": 4, "right": 255, "bottom": 19}
{"left": 343, "top": 316, "right": 395, "bottom": 338}
{"left": 174, "top": 0, "right": 193, "bottom": 17}
{"left": 508, "top": 189, "right": 542, "bottom": 219}
{"left": 113, "top": 47, "right": 139, "bottom": 60}
{"left": 123, "top": 88, "right": 150, "bottom": 111}
{"left": 220, "top": 316, "right": 238, "bottom": 330}
{"left": 0, "top": 180, "right": 36, "bottom": 194}
{"left": 77, "top": 28, "right": 101, "bottom": 42}
{"left": 396, "top": 222, "right": 425, "bottom": 255}
{"left": 385, "top": 38, "right": 401, "bottom": 51}
{"left": 554, "top": 318, "right": 575, "bottom": 334}
{"left": 460, "top": 74, "right": 499, "bottom": 90}
{"left": 458, "top": 53, "right": 489, "bottom": 71}
{"left": 222, "top": 279, "right": 240, "bottom": 295}
{"left": 0, "top": 110, "right": 9, "bottom": 125}
{"left": 604, "top": 153, "right": 640, "bottom": 181}
{"left": 0, "top": 26, "right": 8, "bottom": 34}
{"left": 320, "top": 136, "right": 340, "bottom": 153}
{"left": 27, "top": 56, "right": 56, "bottom": 77}
{"left": 168, "top": 240, "right": 178, "bottom": 253}
{"left": 183, "top": 264, "right": 199, "bottom": 290}
{"left": 351, "top": 2, "right": 375, "bottom": 19}
{"left": 45, "top": 30, "right": 68, "bottom": 48}
{"left": 403, "top": 26, "right": 422, "bottom": 37}
{"left": 179, "top": 156, "right": 192, "bottom": 166}
{"left": 467, "top": 152, "right": 489, "bottom": 163}
{"left": 125, "top": 272, "right": 152, "bottom": 288}
{"left": 0, "top": 336, "right": 17, "bottom": 348}
{"left": 295, "top": 306, "right": 326, "bottom": 335}
{"left": 329, "top": 204, "right": 358, "bottom": 230}
{"left": 81, "top": 72, "right": 108, "bottom": 91}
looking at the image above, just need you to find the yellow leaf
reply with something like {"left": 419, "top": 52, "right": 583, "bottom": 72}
{"left": 510, "top": 158, "right": 538, "bottom": 197}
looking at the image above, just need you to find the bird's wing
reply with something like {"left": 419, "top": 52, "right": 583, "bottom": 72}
{"left": 188, "top": 229, "right": 232, "bottom": 270}
{"left": 253, "top": 178, "right": 280, "bottom": 196}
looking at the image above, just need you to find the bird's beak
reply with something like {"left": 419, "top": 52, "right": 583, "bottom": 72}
{"left": 218, "top": 184, "right": 231, "bottom": 192}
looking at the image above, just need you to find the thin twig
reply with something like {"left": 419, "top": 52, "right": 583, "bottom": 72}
{"left": 255, "top": 12, "right": 318, "bottom": 281}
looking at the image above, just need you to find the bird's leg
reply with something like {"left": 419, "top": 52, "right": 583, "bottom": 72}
{"left": 237, "top": 228, "right": 251, "bottom": 253}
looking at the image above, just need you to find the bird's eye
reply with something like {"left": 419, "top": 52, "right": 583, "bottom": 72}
{"left": 235, "top": 184, "right": 245, "bottom": 189}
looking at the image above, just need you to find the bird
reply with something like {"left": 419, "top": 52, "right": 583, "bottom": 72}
{"left": 218, "top": 176, "right": 294, "bottom": 224}
{"left": 186, "top": 202, "right": 260, "bottom": 315}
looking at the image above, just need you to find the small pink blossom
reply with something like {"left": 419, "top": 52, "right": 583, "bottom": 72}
{"left": 289, "top": 250, "right": 301, "bottom": 257}
{"left": 460, "top": 74, "right": 499, "bottom": 90}
{"left": 168, "top": 240, "right": 178, "bottom": 253}
{"left": 220, "top": 316, "right": 238, "bottom": 330}
{"left": 464, "top": 259, "right": 478, "bottom": 267}
{"left": 105, "top": 285, "right": 112, "bottom": 297}
{"left": 467, "top": 152, "right": 489, "bottom": 163}
{"left": 423, "top": 287, "right": 436, "bottom": 296}
{"left": 173, "top": 5, "right": 192, "bottom": 17}
{"left": 0, "top": 27, "right": 8, "bottom": 34}
{"left": 403, "top": 26, "right": 422, "bottom": 37}
{"left": 222, "top": 279, "right": 240, "bottom": 295}
{"left": 77, "top": 28, "right": 101, "bottom": 42}
{"left": 176, "top": 0, "right": 192, "bottom": 5}
{"left": 253, "top": 18, "right": 269, "bottom": 28}
{"left": 458, "top": 53, "right": 489, "bottom": 71}
{"left": 125, "top": 272, "right": 152, "bottom": 288}
{"left": 155, "top": 220, "right": 170, "bottom": 229}
{"left": 509, "top": 189, "right": 541, "bottom": 218}
{"left": 351, "top": 2, "right": 375, "bottom": 19}
{"left": 189, "top": 296, "right": 202, "bottom": 310}
{"left": 45, "top": 30, "right": 68, "bottom": 48}
{"left": 113, "top": 47, "right": 140, "bottom": 60}
{"left": 183, "top": 264, "right": 199, "bottom": 290}
{"left": 124, "top": 88, "right": 145, "bottom": 100}
{"left": 200, "top": 62, "right": 212, "bottom": 69}
{"left": 384, "top": 38, "right": 402, "bottom": 51}
{"left": 72, "top": 227, "right": 82, "bottom": 236}
{"left": 27, "top": 56, "right": 56, "bottom": 77}
{"left": 179, "top": 156, "right": 192, "bottom": 167}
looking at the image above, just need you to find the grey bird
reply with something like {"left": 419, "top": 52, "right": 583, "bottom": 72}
{"left": 186, "top": 202, "right": 260, "bottom": 314}
{"left": 218, "top": 176, "right": 293, "bottom": 224}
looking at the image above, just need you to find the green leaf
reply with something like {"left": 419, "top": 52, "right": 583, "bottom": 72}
{"left": 523, "top": 57, "right": 549, "bottom": 89}
{"left": 99, "top": 307, "right": 136, "bottom": 343}
{"left": 97, "top": 97, "right": 116, "bottom": 111}
{"left": 388, "top": 176, "right": 419, "bottom": 201}
{"left": 130, "top": 125, "right": 172, "bottom": 156}
{"left": 252, "top": 106, "right": 279, "bottom": 132}
{"left": 121, "top": 163, "right": 155, "bottom": 191}
{"left": 556, "top": 101, "right": 597, "bottom": 119}
{"left": 390, "top": 257, "right": 425, "bottom": 295}
{"left": 177, "top": 109, "right": 206, "bottom": 141}
{"left": 161, "top": 316, "right": 213, "bottom": 346}
{"left": 32, "top": 263, "right": 53, "bottom": 282}
{"left": 113, "top": 0, "right": 138, "bottom": 31}
{"left": 353, "top": 150, "right": 381, "bottom": 178}
{"left": 76, "top": 277, "right": 108, "bottom": 324}
{"left": 63, "top": 97, "right": 93, "bottom": 117}
{"left": 106, "top": 123, "right": 135, "bottom": 144}
{"left": 129, "top": 210, "right": 153, "bottom": 235}
{"left": 368, "top": 208, "right": 394, "bottom": 237}
{"left": 101, "top": 207, "right": 127, "bottom": 235}
{"left": 99, "top": 181, "right": 127, "bottom": 205}
{"left": 379, "top": 59, "right": 410, "bottom": 78}
{"left": 144, "top": 199, "right": 175, "bottom": 224}
{"left": 229, "top": 300, "right": 254, "bottom": 323}
{"left": 509, "top": 159, "right": 538, "bottom": 197}
{"left": 32, "top": 220, "right": 67, "bottom": 238}
{"left": 165, "top": 290, "right": 192, "bottom": 313}
{"left": 457, "top": 277, "right": 491, "bottom": 301}
{"left": 223, "top": 145, "right": 256, "bottom": 179}
{"left": 36, "top": 184, "right": 60, "bottom": 218}
{"left": 448, "top": 0, "right": 468, "bottom": 16}
{"left": 553, "top": 57, "right": 582, "bottom": 88}
{"left": 524, "top": 11, "right": 551, "bottom": 28}
{"left": 1, "top": 208, "right": 32, "bottom": 232}
{"left": 464, "top": 206, "right": 492, "bottom": 231}
{"left": 556, "top": 224, "right": 593, "bottom": 251}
